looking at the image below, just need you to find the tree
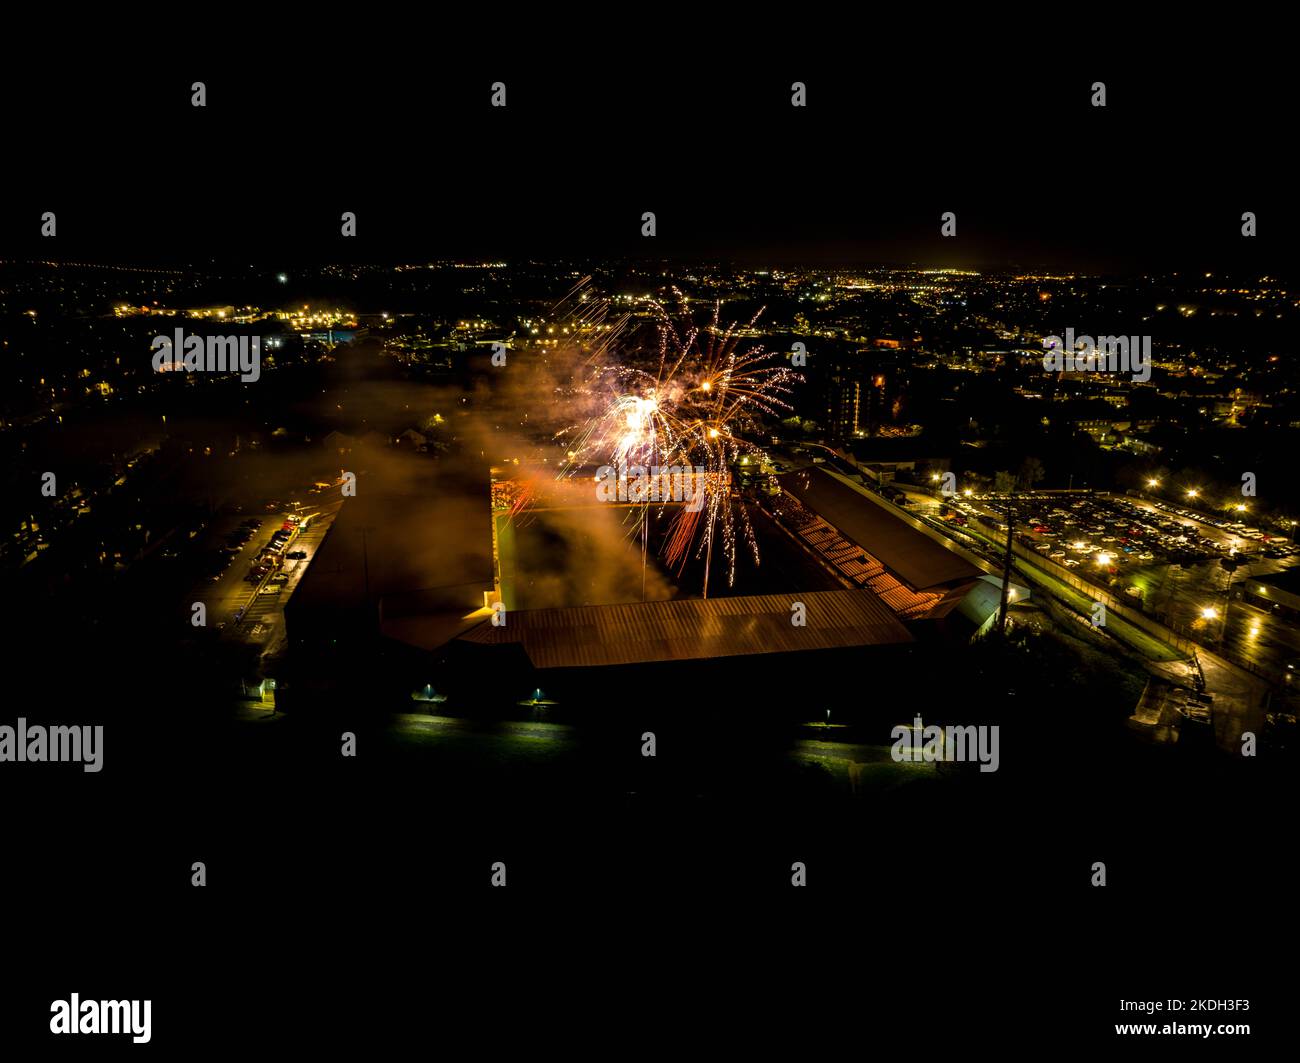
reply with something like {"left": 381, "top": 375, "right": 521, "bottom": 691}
{"left": 1018, "top": 456, "right": 1045, "bottom": 491}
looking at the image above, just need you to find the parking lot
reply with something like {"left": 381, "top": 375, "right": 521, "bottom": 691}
{"left": 935, "top": 491, "right": 1300, "bottom": 678}
{"left": 972, "top": 493, "right": 1298, "bottom": 594}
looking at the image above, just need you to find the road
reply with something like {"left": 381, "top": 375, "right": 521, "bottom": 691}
{"left": 945, "top": 490, "right": 1300, "bottom": 680}
{"left": 185, "top": 499, "right": 342, "bottom": 658}
{"left": 226, "top": 500, "right": 342, "bottom": 658}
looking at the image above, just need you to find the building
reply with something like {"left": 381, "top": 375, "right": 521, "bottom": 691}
{"left": 776, "top": 466, "right": 984, "bottom": 594}
{"left": 437, "top": 589, "right": 918, "bottom": 709}
{"left": 1241, "top": 568, "right": 1300, "bottom": 620}
{"left": 280, "top": 458, "right": 991, "bottom": 716}
{"left": 280, "top": 467, "right": 496, "bottom": 709}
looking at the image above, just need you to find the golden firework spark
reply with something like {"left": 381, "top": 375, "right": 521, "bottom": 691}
{"left": 559, "top": 289, "right": 801, "bottom": 592}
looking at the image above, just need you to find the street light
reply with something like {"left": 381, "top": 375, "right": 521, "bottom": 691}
{"left": 1201, "top": 606, "right": 1219, "bottom": 621}
{"left": 1186, "top": 488, "right": 1199, "bottom": 499}
{"left": 1146, "top": 478, "right": 1160, "bottom": 488}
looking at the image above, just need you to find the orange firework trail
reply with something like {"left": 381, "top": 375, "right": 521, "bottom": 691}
{"left": 558, "top": 289, "right": 801, "bottom": 592}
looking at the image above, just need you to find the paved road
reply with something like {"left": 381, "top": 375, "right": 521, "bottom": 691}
{"left": 225, "top": 500, "right": 342, "bottom": 658}
{"left": 913, "top": 488, "right": 1300, "bottom": 681}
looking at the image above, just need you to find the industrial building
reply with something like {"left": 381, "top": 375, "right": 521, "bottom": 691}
{"left": 280, "top": 459, "right": 1002, "bottom": 714}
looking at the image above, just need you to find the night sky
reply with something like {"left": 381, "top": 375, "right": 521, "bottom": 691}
{"left": 1, "top": 32, "right": 1295, "bottom": 1050}
{"left": 3, "top": 51, "right": 1295, "bottom": 272}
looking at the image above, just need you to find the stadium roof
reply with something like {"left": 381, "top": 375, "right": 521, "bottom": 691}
{"left": 290, "top": 485, "right": 494, "bottom": 615}
{"left": 1248, "top": 567, "right": 1300, "bottom": 595}
{"left": 454, "top": 589, "right": 913, "bottom": 669}
{"left": 777, "top": 467, "right": 983, "bottom": 591}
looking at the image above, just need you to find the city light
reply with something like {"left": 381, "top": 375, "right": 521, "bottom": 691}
{"left": 6, "top": 57, "right": 1299, "bottom": 981}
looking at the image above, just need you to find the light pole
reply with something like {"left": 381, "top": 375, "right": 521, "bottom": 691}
{"left": 996, "top": 490, "right": 1016, "bottom": 636}
{"left": 1216, "top": 579, "right": 1231, "bottom": 645}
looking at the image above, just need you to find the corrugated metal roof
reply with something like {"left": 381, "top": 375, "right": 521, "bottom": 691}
{"left": 457, "top": 589, "right": 913, "bottom": 669}
{"left": 778, "top": 468, "right": 982, "bottom": 591}
{"left": 292, "top": 487, "right": 494, "bottom": 612}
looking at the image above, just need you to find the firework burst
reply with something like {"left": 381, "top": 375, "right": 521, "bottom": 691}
{"left": 560, "top": 290, "right": 801, "bottom": 593}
